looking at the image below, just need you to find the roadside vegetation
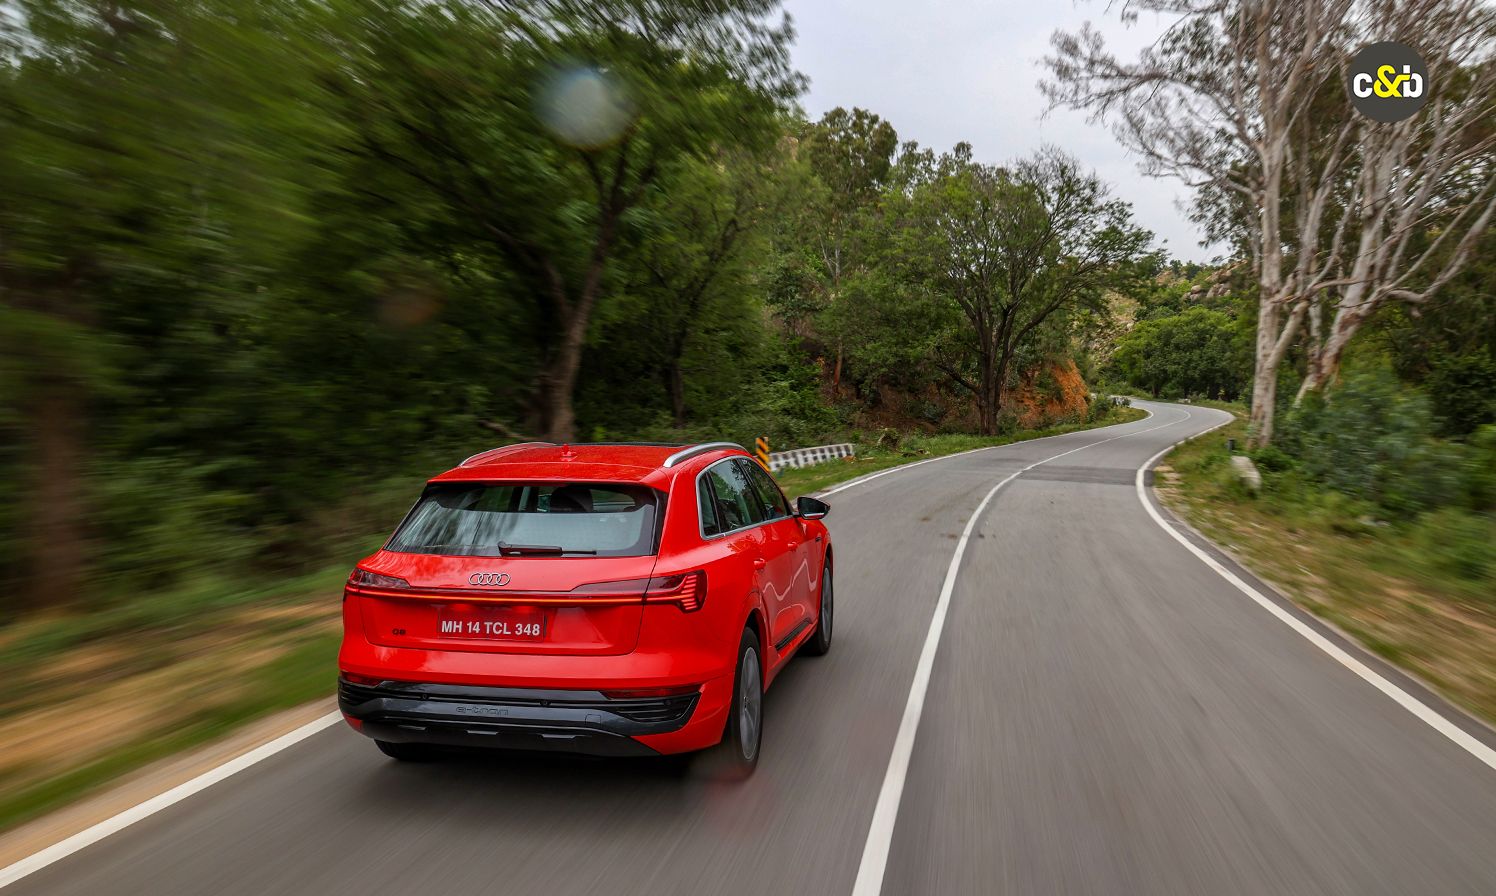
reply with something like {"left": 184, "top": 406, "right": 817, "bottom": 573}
{"left": 1160, "top": 403, "right": 1496, "bottom": 724}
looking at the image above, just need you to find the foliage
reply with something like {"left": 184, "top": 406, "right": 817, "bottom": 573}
{"left": 1111, "top": 306, "right": 1251, "bottom": 400}
{"left": 1046, "top": 0, "right": 1496, "bottom": 445}
{"left": 1425, "top": 353, "right": 1496, "bottom": 439}
{"left": 1278, "top": 364, "right": 1494, "bottom": 519}
{"left": 872, "top": 145, "right": 1155, "bottom": 433}
{"left": 319, "top": 0, "right": 800, "bottom": 441}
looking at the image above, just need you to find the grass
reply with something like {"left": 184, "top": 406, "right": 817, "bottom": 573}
{"left": 1158, "top": 411, "right": 1496, "bottom": 725}
{"left": 775, "top": 406, "right": 1148, "bottom": 498}
{"left": 1181, "top": 397, "right": 1249, "bottom": 415}
{"left": 0, "top": 405, "right": 1148, "bottom": 835}
{"left": 0, "top": 630, "right": 339, "bottom": 833}
{"left": 0, "top": 566, "right": 350, "bottom": 834}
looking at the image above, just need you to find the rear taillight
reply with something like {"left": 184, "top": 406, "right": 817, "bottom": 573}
{"left": 348, "top": 569, "right": 409, "bottom": 590}
{"left": 644, "top": 571, "right": 707, "bottom": 612}
{"left": 570, "top": 571, "right": 706, "bottom": 611}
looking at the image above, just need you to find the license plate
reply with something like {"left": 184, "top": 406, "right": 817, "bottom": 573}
{"left": 437, "top": 606, "right": 545, "bottom": 641}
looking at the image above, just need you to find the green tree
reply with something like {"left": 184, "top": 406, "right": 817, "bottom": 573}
{"left": 1112, "top": 307, "right": 1252, "bottom": 400}
{"left": 889, "top": 147, "right": 1153, "bottom": 433}
{"left": 776, "top": 107, "right": 899, "bottom": 386}
{"left": 1, "top": 0, "right": 329, "bottom": 608}
{"left": 622, "top": 148, "right": 781, "bottom": 426}
{"left": 322, "top": 0, "right": 799, "bottom": 441}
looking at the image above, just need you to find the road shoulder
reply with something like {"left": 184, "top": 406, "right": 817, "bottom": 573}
{"left": 1145, "top": 419, "right": 1496, "bottom": 761}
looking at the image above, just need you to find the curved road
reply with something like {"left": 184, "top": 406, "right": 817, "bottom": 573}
{"left": 10, "top": 401, "right": 1496, "bottom": 895}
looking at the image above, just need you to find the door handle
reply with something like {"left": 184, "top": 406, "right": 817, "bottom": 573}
{"left": 786, "top": 540, "right": 800, "bottom": 550}
{"left": 752, "top": 557, "right": 766, "bottom": 570}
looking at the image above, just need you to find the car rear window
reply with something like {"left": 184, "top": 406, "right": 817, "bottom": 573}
{"left": 387, "top": 482, "right": 662, "bottom": 557}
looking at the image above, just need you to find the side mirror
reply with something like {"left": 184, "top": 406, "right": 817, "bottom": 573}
{"left": 796, "top": 495, "right": 830, "bottom": 520}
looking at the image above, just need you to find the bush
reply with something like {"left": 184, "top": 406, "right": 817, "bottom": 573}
{"left": 1273, "top": 362, "right": 1496, "bottom": 524}
{"left": 1081, "top": 393, "right": 1135, "bottom": 424}
{"left": 1427, "top": 352, "right": 1496, "bottom": 437}
{"left": 1281, "top": 365, "right": 1446, "bottom": 517}
{"left": 1380, "top": 439, "right": 1474, "bottom": 520}
{"left": 88, "top": 456, "right": 259, "bottom": 599}
{"left": 1468, "top": 425, "right": 1496, "bottom": 512}
{"left": 1408, "top": 508, "right": 1496, "bottom": 587}
{"left": 1251, "top": 443, "right": 1294, "bottom": 472}
{"left": 1310, "top": 489, "right": 1380, "bottom": 537}
{"left": 906, "top": 398, "right": 946, "bottom": 426}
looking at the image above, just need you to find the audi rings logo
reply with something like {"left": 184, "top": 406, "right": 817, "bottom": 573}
{"left": 469, "top": 572, "right": 511, "bottom": 587}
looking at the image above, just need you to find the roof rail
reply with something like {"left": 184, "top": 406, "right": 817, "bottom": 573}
{"left": 460, "top": 441, "right": 555, "bottom": 467}
{"left": 662, "top": 441, "right": 745, "bottom": 468}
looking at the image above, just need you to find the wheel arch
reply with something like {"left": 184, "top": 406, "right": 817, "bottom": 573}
{"left": 743, "top": 604, "right": 768, "bottom": 652}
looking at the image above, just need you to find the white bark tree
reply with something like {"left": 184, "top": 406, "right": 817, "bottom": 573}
{"left": 1045, "top": 0, "right": 1496, "bottom": 445}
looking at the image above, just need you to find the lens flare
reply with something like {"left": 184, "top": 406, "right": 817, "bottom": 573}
{"left": 536, "top": 66, "right": 635, "bottom": 149}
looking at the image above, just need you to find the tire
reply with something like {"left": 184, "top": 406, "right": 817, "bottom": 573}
{"left": 802, "top": 562, "right": 833, "bottom": 656}
{"left": 705, "top": 627, "right": 763, "bottom": 779}
{"left": 375, "top": 740, "right": 436, "bottom": 762}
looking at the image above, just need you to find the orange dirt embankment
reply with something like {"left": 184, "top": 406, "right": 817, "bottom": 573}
{"left": 836, "top": 357, "right": 1092, "bottom": 433}
{"left": 1008, "top": 358, "right": 1090, "bottom": 429}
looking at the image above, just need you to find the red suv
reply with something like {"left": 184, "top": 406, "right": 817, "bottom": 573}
{"left": 338, "top": 441, "right": 833, "bottom": 776}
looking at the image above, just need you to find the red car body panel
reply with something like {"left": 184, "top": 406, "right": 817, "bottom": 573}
{"left": 337, "top": 443, "right": 831, "bottom": 756}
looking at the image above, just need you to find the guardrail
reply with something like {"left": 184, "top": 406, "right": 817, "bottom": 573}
{"left": 768, "top": 442, "right": 854, "bottom": 472}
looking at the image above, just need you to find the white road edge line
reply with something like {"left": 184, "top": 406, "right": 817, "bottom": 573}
{"left": 820, "top": 404, "right": 1155, "bottom": 499}
{"left": 0, "top": 711, "right": 342, "bottom": 890}
{"left": 849, "top": 407, "right": 1192, "bottom": 896}
{"left": 1135, "top": 416, "right": 1496, "bottom": 774}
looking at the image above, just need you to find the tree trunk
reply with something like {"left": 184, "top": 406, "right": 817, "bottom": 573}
{"left": 540, "top": 323, "right": 584, "bottom": 442}
{"left": 976, "top": 348, "right": 998, "bottom": 435}
{"left": 665, "top": 359, "right": 686, "bottom": 428}
{"left": 1248, "top": 356, "right": 1279, "bottom": 446}
{"left": 1296, "top": 293, "right": 1365, "bottom": 401}
{"left": 1247, "top": 296, "right": 1307, "bottom": 448}
{"left": 22, "top": 374, "right": 87, "bottom": 610}
{"left": 1248, "top": 298, "right": 1281, "bottom": 446}
{"left": 534, "top": 218, "right": 616, "bottom": 442}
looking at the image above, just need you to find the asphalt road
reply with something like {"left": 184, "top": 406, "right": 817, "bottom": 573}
{"left": 12, "top": 401, "right": 1496, "bottom": 895}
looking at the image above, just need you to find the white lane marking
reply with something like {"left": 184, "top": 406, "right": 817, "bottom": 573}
{"left": 0, "top": 712, "right": 342, "bottom": 890}
{"left": 1135, "top": 418, "right": 1496, "bottom": 773}
{"left": 850, "top": 406, "right": 1191, "bottom": 896}
{"left": 819, "top": 407, "right": 1155, "bottom": 499}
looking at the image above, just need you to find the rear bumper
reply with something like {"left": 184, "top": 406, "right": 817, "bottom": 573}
{"left": 338, "top": 678, "right": 723, "bottom": 757}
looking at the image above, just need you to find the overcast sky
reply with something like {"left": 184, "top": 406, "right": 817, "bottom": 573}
{"left": 785, "top": 0, "right": 1227, "bottom": 263}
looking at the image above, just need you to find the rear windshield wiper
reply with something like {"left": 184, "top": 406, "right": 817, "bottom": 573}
{"left": 498, "top": 542, "right": 597, "bottom": 556}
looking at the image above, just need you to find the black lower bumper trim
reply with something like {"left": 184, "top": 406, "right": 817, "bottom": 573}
{"left": 355, "top": 718, "right": 661, "bottom": 757}
{"left": 338, "top": 679, "right": 697, "bottom": 756}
